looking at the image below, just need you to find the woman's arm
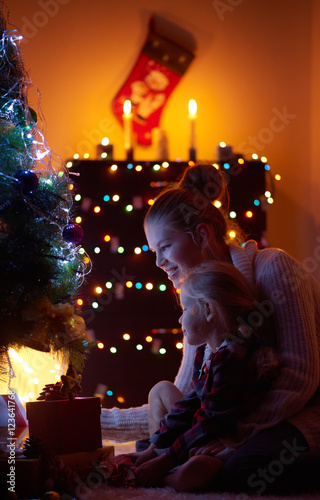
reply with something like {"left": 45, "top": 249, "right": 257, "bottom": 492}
{"left": 100, "top": 404, "right": 149, "bottom": 442}
{"left": 249, "top": 250, "right": 320, "bottom": 423}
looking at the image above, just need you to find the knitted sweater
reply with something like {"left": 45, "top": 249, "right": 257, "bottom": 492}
{"left": 101, "top": 241, "right": 320, "bottom": 452}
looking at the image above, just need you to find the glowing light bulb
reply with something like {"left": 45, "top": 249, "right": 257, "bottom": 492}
{"left": 146, "top": 283, "right": 153, "bottom": 290}
{"left": 77, "top": 298, "right": 84, "bottom": 306}
{"left": 84, "top": 153, "right": 89, "bottom": 159}
{"left": 153, "top": 164, "right": 161, "bottom": 171}
{"left": 97, "top": 342, "right": 104, "bottom": 349}
{"left": 275, "top": 174, "right": 281, "bottom": 181}
{"left": 110, "top": 347, "right": 117, "bottom": 353}
{"left": 261, "top": 156, "right": 267, "bottom": 163}
{"left": 92, "top": 302, "right": 99, "bottom": 309}
{"left": 219, "top": 141, "right": 226, "bottom": 148}
{"left": 126, "top": 204, "right": 133, "bottom": 212}
{"left": 229, "top": 211, "right": 237, "bottom": 218}
{"left": 112, "top": 194, "right": 120, "bottom": 202}
{"left": 162, "top": 162, "right": 169, "bottom": 168}
{"left": 213, "top": 200, "right": 222, "bottom": 208}
{"left": 176, "top": 342, "right": 183, "bottom": 349}
{"left": 123, "top": 333, "right": 130, "bottom": 340}
{"left": 245, "top": 211, "right": 253, "bottom": 218}
{"left": 159, "top": 348, "right": 166, "bottom": 355}
{"left": 135, "top": 165, "right": 142, "bottom": 172}
{"left": 212, "top": 163, "right": 219, "bottom": 170}
{"left": 238, "top": 158, "right": 245, "bottom": 164}
{"left": 135, "top": 282, "right": 142, "bottom": 289}
{"left": 136, "top": 344, "right": 143, "bottom": 350}
{"left": 265, "top": 191, "right": 271, "bottom": 198}
{"left": 252, "top": 153, "right": 258, "bottom": 160}
{"left": 117, "top": 396, "right": 125, "bottom": 404}
{"left": 73, "top": 153, "right": 79, "bottom": 159}
{"left": 106, "top": 282, "right": 113, "bottom": 289}
{"left": 159, "top": 284, "right": 166, "bottom": 291}
{"left": 66, "top": 161, "right": 73, "bottom": 168}
{"left": 95, "top": 286, "right": 103, "bottom": 294}
{"left": 75, "top": 216, "right": 82, "bottom": 223}
{"left": 267, "top": 197, "right": 274, "bottom": 204}
{"left": 147, "top": 199, "right": 154, "bottom": 205}
{"left": 104, "top": 234, "right": 111, "bottom": 242}
{"left": 134, "top": 247, "right": 142, "bottom": 254}
{"left": 75, "top": 194, "right": 81, "bottom": 201}
{"left": 94, "top": 206, "right": 101, "bottom": 213}
{"left": 146, "top": 336, "right": 153, "bottom": 342}
{"left": 229, "top": 230, "right": 236, "bottom": 239}
{"left": 117, "top": 246, "right": 124, "bottom": 254}
{"left": 111, "top": 164, "right": 118, "bottom": 171}
{"left": 94, "top": 247, "right": 101, "bottom": 254}
{"left": 102, "top": 137, "right": 109, "bottom": 146}
{"left": 126, "top": 281, "right": 133, "bottom": 288}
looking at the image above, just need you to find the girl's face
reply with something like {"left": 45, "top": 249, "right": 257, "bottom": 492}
{"left": 178, "top": 292, "right": 210, "bottom": 346}
{"left": 145, "top": 222, "right": 206, "bottom": 289}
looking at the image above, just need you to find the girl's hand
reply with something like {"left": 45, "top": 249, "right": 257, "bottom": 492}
{"left": 133, "top": 454, "right": 175, "bottom": 487}
{"left": 126, "top": 444, "right": 157, "bottom": 467}
{"left": 189, "top": 439, "right": 225, "bottom": 457}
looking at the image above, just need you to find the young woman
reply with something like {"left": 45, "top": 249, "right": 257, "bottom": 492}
{"left": 101, "top": 162, "right": 320, "bottom": 493}
{"left": 129, "top": 261, "right": 280, "bottom": 492}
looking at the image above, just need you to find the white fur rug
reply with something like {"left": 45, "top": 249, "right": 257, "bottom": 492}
{"left": 88, "top": 441, "right": 320, "bottom": 500}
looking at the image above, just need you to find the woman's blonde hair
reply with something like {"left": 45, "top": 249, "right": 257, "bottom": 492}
{"left": 144, "top": 162, "right": 245, "bottom": 246}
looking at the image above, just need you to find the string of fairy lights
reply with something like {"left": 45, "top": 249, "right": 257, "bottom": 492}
{"left": 60, "top": 148, "right": 281, "bottom": 405}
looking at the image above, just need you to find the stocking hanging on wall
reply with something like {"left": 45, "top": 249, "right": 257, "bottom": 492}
{"left": 112, "top": 17, "right": 195, "bottom": 146}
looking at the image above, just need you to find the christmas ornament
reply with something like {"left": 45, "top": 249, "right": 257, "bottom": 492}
{"left": 15, "top": 169, "right": 39, "bottom": 194}
{"left": 63, "top": 223, "right": 84, "bottom": 244}
{"left": 112, "top": 16, "right": 195, "bottom": 145}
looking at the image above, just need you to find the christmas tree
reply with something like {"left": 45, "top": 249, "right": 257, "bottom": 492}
{"left": 0, "top": 10, "right": 92, "bottom": 381}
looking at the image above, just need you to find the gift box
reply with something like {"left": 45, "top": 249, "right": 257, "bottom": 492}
{"left": 26, "top": 397, "right": 102, "bottom": 455}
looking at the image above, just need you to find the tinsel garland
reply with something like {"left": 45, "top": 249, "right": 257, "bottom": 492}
{"left": 0, "top": 9, "right": 92, "bottom": 379}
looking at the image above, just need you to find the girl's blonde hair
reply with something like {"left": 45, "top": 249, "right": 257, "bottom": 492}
{"left": 144, "top": 162, "right": 245, "bottom": 246}
{"left": 180, "top": 261, "right": 281, "bottom": 386}
{"left": 179, "top": 261, "right": 255, "bottom": 336}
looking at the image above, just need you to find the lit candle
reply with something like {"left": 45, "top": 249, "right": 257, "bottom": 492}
{"left": 123, "top": 99, "right": 133, "bottom": 160}
{"left": 188, "top": 99, "right": 197, "bottom": 161}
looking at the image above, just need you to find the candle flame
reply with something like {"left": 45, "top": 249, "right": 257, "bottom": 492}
{"left": 188, "top": 99, "right": 197, "bottom": 116}
{"left": 123, "top": 99, "right": 132, "bottom": 115}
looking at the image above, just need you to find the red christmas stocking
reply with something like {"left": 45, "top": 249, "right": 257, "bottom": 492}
{"left": 112, "top": 18, "right": 195, "bottom": 146}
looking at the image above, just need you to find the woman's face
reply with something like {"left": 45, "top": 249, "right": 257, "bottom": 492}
{"left": 145, "top": 222, "right": 206, "bottom": 289}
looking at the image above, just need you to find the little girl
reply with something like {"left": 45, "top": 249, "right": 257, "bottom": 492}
{"left": 129, "top": 261, "right": 280, "bottom": 492}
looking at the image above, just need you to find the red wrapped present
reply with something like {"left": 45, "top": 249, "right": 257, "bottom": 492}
{"left": 26, "top": 397, "right": 102, "bottom": 455}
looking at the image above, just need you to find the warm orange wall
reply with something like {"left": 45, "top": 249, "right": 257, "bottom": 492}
{"left": 6, "top": 0, "right": 320, "bottom": 272}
